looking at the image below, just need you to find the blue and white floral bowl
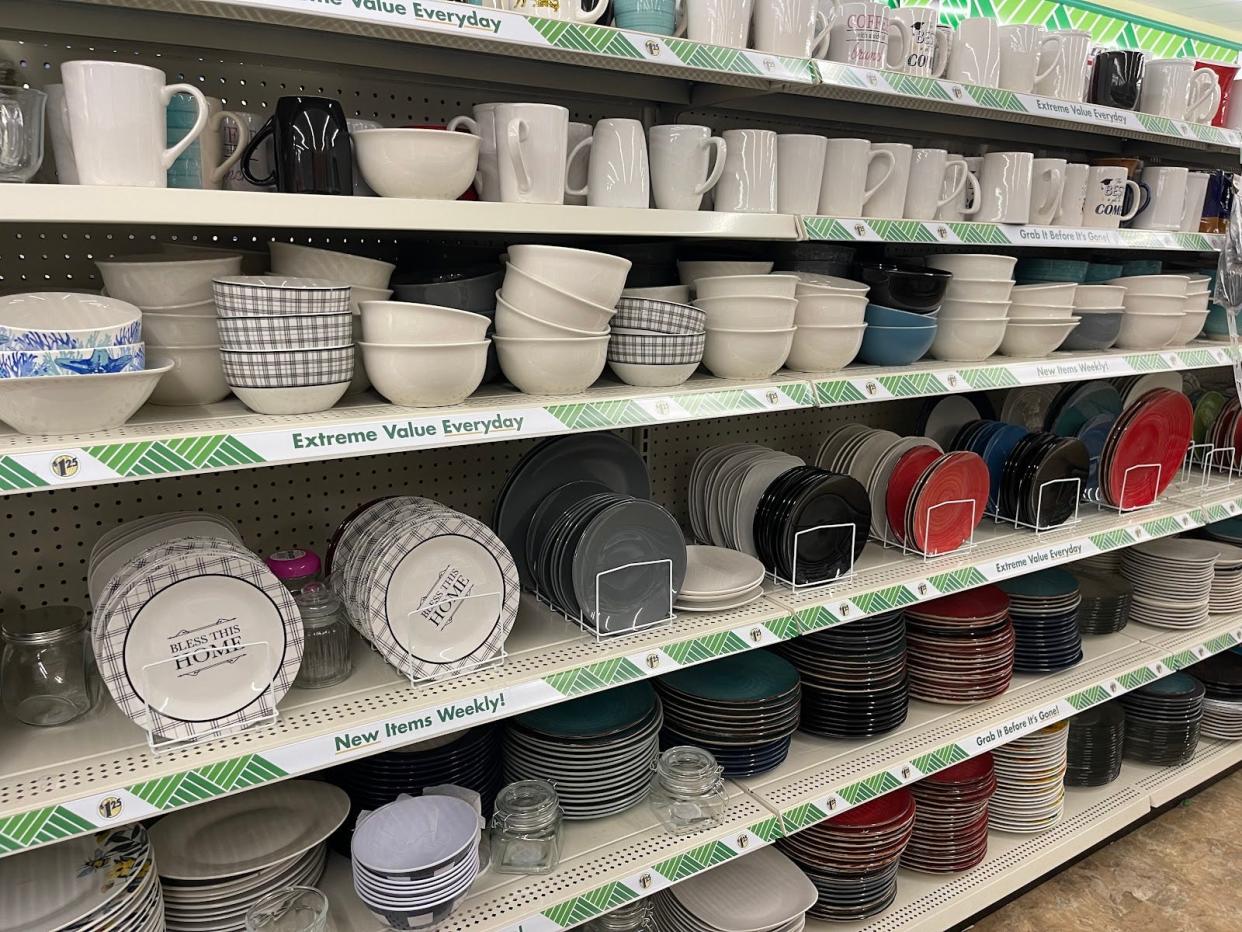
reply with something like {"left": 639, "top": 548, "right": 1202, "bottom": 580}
{"left": 0, "top": 342, "right": 145, "bottom": 378}
{"left": 0, "top": 293, "right": 143, "bottom": 351}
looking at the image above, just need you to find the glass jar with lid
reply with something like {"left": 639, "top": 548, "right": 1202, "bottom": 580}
{"left": 267, "top": 548, "right": 321, "bottom": 593}
{"left": 647, "top": 745, "right": 728, "bottom": 835}
{"left": 1, "top": 605, "right": 100, "bottom": 726}
{"left": 586, "top": 901, "right": 655, "bottom": 931}
{"left": 491, "top": 779, "right": 563, "bottom": 874}
{"left": 244, "top": 885, "right": 332, "bottom": 931}
{"left": 293, "top": 583, "right": 352, "bottom": 689}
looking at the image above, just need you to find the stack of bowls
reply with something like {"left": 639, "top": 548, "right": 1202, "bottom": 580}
{"left": 495, "top": 245, "right": 629, "bottom": 395}
{"left": 1110, "top": 273, "right": 1189, "bottom": 350}
{"left": 269, "top": 242, "right": 395, "bottom": 394}
{"left": 1064, "top": 283, "right": 1127, "bottom": 351}
{"left": 608, "top": 296, "right": 706, "bottom": 387}
{"left": 394, "top": 267, "right": 504, "bottom": 383}
{"left": 97, "top": 252, "right": 242, "bottom": 406}
{"left": 1174, "top": 274, "right": 1213, "bottom": 345}
{"left": 1015, "top": 257, "right": 1089, "bottom": 284}
{"left": 787, "top": 276, "right": 869, "bottom": 372}
{"left": 927, "top": 254, "right": 1016, "bottom": 363}
{"left": 858, "top": 301, "right": 937, "bottom": 366}
{"left": 999, "top": 282, "right": 1080, "bottom": 357}
{"left": 859, "top": 263, "right": 951, "bottom": 314}
{"left": 694, "top": 273, "right": 797, "bottom": 379}
{"left": 773, "top": 242, "right": 857, "bottom": 279}
{"left": 212, "top": 276, "right": 354, "bottom": 415}
{"left": 358, "top": 300, "right": 491, "bottom": 406}
{"left": 677, "top": 258, "right": 773, "bottom": 288}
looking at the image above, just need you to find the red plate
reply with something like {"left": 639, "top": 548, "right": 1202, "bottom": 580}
{"left": 927, "top": 752, "right": 994, "bottom": 786}
{"left": 906, "top": 584, "right": 1010, "bottom": 623}
{"left": 1105, "top": 388, "right": 1192, "bottom": 509}
{"left": 824, "top": 788, "right": 915, "bottom": 830}
{"left": 885, "top": 446, "right": 941, "bottom": 544}
{"left": 908, "top": 451, "right": 989, "bottom": 555}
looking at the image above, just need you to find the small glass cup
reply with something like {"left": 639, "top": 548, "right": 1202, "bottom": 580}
{"left": 648, "top": 745, "right": 728, "bottom": 835}
{"left": 244, "top": 886, "right": 332, "bottom": 932}
{"left": 0, "top": 86, "right": 46, "bottom": 183}
{"left": 1, "top": 605, "right": 99, "bottom": 726}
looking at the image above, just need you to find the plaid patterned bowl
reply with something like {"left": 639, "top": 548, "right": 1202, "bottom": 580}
{"left": 213, "top": 276, "right": 351, "bottom": 319}
{"left": 220, "top": 345, "right": 354, "bottom": 388}
{"left": 608, "top": 330, "right": 706, "bottom": 366}
{"left": 613, "top": 297, "right": 706, "bottom": 336}
{"left": 217, "top": 312, "right": 353, "bottom": 352}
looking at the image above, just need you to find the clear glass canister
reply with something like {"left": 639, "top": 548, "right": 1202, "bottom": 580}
{"left": 586, "top": 901, "right": 655, "bottom": 932}
{"left": 293, "top": 583, "right": 352, "bottom": 689}
{"left": 245, "top": 885, "right": 332, "bottom": 931}
{"left": 648, "top": 745, "right": 728, "bottom": 835}
{"left": 267, "top": 548, "right": 321, "bottom": 593}
{"left": 1, "top": 605, "right": 100, "bottom": 726}
{"left": 491, "top": 779, "right": 563, "bottom": 874}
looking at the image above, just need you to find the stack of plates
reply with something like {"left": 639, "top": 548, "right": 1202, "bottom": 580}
{"left": 652, "top": 846, "right": 817, "bottom": 932}
{"left": 1208, "top": 395, "right": 1242, "bottom": 464}
{"left": 1187, "top": 651, "right": 1242, "bottom": 739}
{"left": 949, "top": 419, "right": 1026, "bottom": 514}
{"left": 676, "top": 545, "right": 766, "bottom": 613}
{"left": 1201, "top": 516, "right": 1242, "bottom": 548}
{"left": 1070, "top": 570, "right": 1132, "bottom": 635}
{"left": 329, "top": 496, "right": 519, "bottom": 679}
{"left": 656, "top": 651, "right": 800, "bottom": 777}
{"left": 1202, "top": 540, "right": 1242, "bottom": 613}
{"left": 1076, "top": 551, "right": 1123, "bottom": 575}
{"left": 999, "top": 570, "right": 1083, "bottom": 673}
{"left": 988, "top": 721, "right": 1069, "bottom": 833}
{"left": 902, "top": 755, "right": 995, "bottom": 873}
{"left": 779, "top": 789, "right": 915, "bottom": 921}
{"left": 0, "top": 825, "right": 162, "bottom": 932}
{"left": 351, "top": 794, "right": 482, "bottom": 930}
{"left": 1122, "top": 539, "right": 1217, "bottom": 629}
{"left": 154, "top": 781, "right": 349, "bottom": 932}
{"left": 92, "top": 533, "right": 302, "bottom": 743}
{"left": 504, "top": 682, "right": 661, "bottom": 819}
{"left": 906, "top": 587, "right": 1015, "bottom": 704}
{"left": 997, "top": 431, "right": 1089, "bottom": 528}
{"left": 1066, "top": 701, "right": 1126, "bottom": 786}
{"left": 1000, "top": 384, "right": 1062, "bottom": 432}
{"left": 1120, "top": 673, "right": 1205, "bottom": 765}
{"left": 917, "top": 394, "right": 995, "bottom": 450}
{"left": 1095, "top": 387, "right": 1192, "bottom": 509}
{"left": 1045, "top": 381, "right": 1123, "bottom": 438}
{"left": 1113, "top": 372, "right": 1184, "bottom": 409}
{"left": 882, "top": 447, "right": 988, "bottom": 556}
{"left": 754, "top": 464, "right": 870, "bottom": 586}
{"left": 688, "top": 443, "right": 805, "bottom": 557}
{"left": 826, "top": 427, "right": 943, "bottom": 542}
{"left": 775, "top": 609, "right": 908, "bottom": 739}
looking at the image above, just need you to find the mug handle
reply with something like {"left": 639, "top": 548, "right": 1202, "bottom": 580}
{"left": 1037, "top": 165, "right": 1066, "bottom": 218}
{"left": 158, "top": 83, "right": 210, "bottom": 171}
{"left": 938, "top": 157, "right": 970, "bottom": 208}
{"left": 810, "top": 10, "right": 832, "bottom": 59}
{"left": 208, "top": 111, "right": 252, "bottom": 186}
{"left": 959, "top": 171, "right": 982, "bottom": 216}
{"left": 695, "top": 135, "right": 728, "bottom": 195}
{"left": 506, "top": 118, "right": 533, "bottom": 194}
{"left": 1120, "top": 180, "right": 1144, "bottom": 222}
{"left": 1187, "top": 69, "right": 1222, "bottom": 124}
{"left": 240, "top": 116, "right": 276, "bottom": 187}
{"left": 862, "top": 150, "right": 896, "bottom": 206}
{"left": 447, "top": 115, "right": 483, "bottom": 191}
{"left": 930, "top": 29, "right": 951, "bottom": 79}
{"left": 885, "top": 19, "right": 913, "bottom": 73}
{"left": 1033, "top": 36, "right": 1063, "bottom": 84}
{"left": 565, "top": 136, "right": 593, "bottom": 197}
{"left": 574, "top": 0, "right": 609, "bottom": 24}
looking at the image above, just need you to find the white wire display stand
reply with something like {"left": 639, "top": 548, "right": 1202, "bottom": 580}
{"left": 872, "top": 497, "right": 979, "bottom": 560}
{"left": 400, "top": 590, "right": 509, "bottom": 688}
{"left": 535, "top": 558, "right": 677, "bottom": 642}
{"left": 767, "top": 522, "right": 859, "bottom": 594}
{"left": 986, "top": 476, "right": 1084, "bottom": 534}
{"left": 1180, "top": 442, "right": 1237, "bottom": 496}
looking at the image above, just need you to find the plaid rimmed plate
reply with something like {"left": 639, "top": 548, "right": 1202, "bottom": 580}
{"left": 609, "top": 330, "right": 706, "bottom": 365}
{"left": 217, "top": 312, "right": 353, "bottom": 352}
{"left": 213, "top": 276, "right": 351, "bottom": 318}
{"left": 221, "top": 345, "right": 354, "bottom": 388}
{"left": 613, "top": 297, "right": 706, "bottom": 335}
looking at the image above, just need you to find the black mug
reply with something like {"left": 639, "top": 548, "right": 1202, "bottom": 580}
{"left": 240, "top": 96, "right": 353, "bottom": 195}
{"left": 1089, "top": 50, "right": 1145, "bottom": 111}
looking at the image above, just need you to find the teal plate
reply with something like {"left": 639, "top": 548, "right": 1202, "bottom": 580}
{"left": 658, "top": 649, "right": 799, "bottom": 702}
{"left": 515, "top": 681, "right": 656, "bottom": 739}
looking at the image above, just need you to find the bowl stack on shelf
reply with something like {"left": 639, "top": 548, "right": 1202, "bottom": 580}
{"left": 1121, "top": 538, "right": 1217, "bottom": 629}
{"left": 925, "top": 253, "right": 1015, "bottom": 363}
{"left": 786, "top": 275, "right": 868, "bottom": 372}
{"left": 1120, "top": 673, "right": 1205, "bottom": 765}
{"left": 393, "top": 265, "right": 503, "bottom": 383}
{"left": 495, "top": 244, "right": 628, "bottom": 395}
{"left": 998, "top": 569, "right": 1084, "bottom": 673}
{"left": 1064, "top": 283, "right": 1127, "bottom": 351}
{"left": 675, "top": 545, "right": 766, "bottom": 613}
{"left": 1068, "top": 570, "right": 1132, "bottom": 635}
{"left": 905, "top": 587, "right": 1015, "bottom": 703}
{"left": 988, "top": 721, "right": 1070, "bottom": 833}
{"left": 1186, "top": 651, "right": 1242, "bottom": 740}
{"left": 1066, "top": 701, "right": 1126, "bottom": 786}
{"left": 1176, "top": 274, "right": 1213, "bottom": 344}
{"left": 1000, "top": 281, "right": 1081, "bottom": 357}
{"left": 1112, "top": 273, "right": 1190, "bottom": 350}
{"left": 694, "top": 273, "right": 798, "bottom": 379}
{"left": 903, "top": 755, "right": 995, "bottom": 873}
{"left": 608, "top": 295, "right": 706, "bottom": 388}
{"left": 859, "top": 298, "right": 939, "bottom": 367}
{"left": 688, "top": 443, "right": 806, "bottom": 559}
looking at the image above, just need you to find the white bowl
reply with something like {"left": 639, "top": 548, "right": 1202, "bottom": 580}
{"left": 791, "top": 274, "right": 869, "bottom": 294}
{"left": 938, "top": 298, "right": 1012, "bottom": 320}
{"left": 269, "top": 242, "right": 395, "bottom": 289}
{"left": 1184, "top": 292, "right": 1212, "bottom": 313}
{"left": 1010, "top": 282, "right": 1077, "bottom": 307}
{"left": 96, "top": 254, "right": 243, "bottom": 306}
{"left": 1122, "top": 292, "right": 1189, "bottom": 315}
{"left": 147, "top": 344, "right": 230, "bottom": 406}
{"left": 144, "top": 298, "right": 216, "bottom": 317}
{"left": 349, "top": 284, "right": 394, "bottom": 317}
{"left": 998, "top": 319, "right": 1080, "bottom": 357}
{"left": 622, "top": 285, "right": 691, "bottom": 303}
{"left": 494, "top": 334, "right": 609, "bottom": 395}
{"left": 693, "top": 295, "right": 797, "bottom": 330}
{"left": 1171, "top": 309, "right": 1210, "bottom": 346}
{"left": 693, "top": 274, "right": 798, "bottom": 300}
{"left": 1187, "top": 275, "right": 1211, "bottom": 291}
{"left": 678, "top": 260, "right": 773, "bottom": 287}
{"left": 1008, "top": 302, "right": 1075, "bottom": 320}
{"left": 1074, "top": 285, "right": 1127, "bottom": 309}
{"left": 506, "top": 245, "right": 631, "bottom": 308}
{"left": 785, "top": 323, "right": 866, "bottom": 372}
{"left": 352, "top": 128, "right": 479, "bottom": 200}
{"left": 1115, "top": 311, "right": 1184, "bottom": 350}
{"left": 142, "top": 312, "right": 219, "bottom": 346}
{"left": 494, "top": 293, "right": 608, "bottom": 338}
{"left": 608, "top": 360, "right": 699, "bottom": 387}
{"left": 794, "top": 292, "right": 867, "bottom": 326}
{"left": 359, "top": 301, "right": 490, "bottom": 344}
{"left": 702, "top": 327, "right": 795, "bottom": 379}
{"left": 360, "top": 340, "right": 489, "bottom": 406}
{"left": 0, "top": 363, "right": 171, "bottom": 435}
{"left": 233, "top": 382, "right": 349, "bottom": 415}
{"left": 942, "top": 278, "right": 1016, "bottom": 303}
{"left": 499, "top": 264, "right": 615, "bottom": 332}
{"left": 929, "top": 317, "right": 1008, "bottom": 362}
{"left": 0, "top": 293, "right": 142, "bottom": 351}
{"left": 924, "top": 253, "right": 1018, "bottom": 279}
{"left": 1107, "top": 274, "right": 1190, "bottom": 297}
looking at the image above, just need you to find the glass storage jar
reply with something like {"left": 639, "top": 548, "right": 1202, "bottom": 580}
{"left": 586, "top": 901, "right": 655, "bottom": 931}
{"left": 293, "top": 583, "right": 352, "bottom": 689}
{"left": 491, "top": 779, "right": 563, "bottom": 874}
{"left": 1, "top": 606, "right": 100, "bottom": 726}
{"left": 245, "top": 885, "right": 332, "bottom": 931}
{"left": 648, "top": 745, "right": 728, "bottom": 835}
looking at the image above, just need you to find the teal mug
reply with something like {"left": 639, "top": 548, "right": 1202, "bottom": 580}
{"left": 613, "top": 0, "right": 681, "bottom": 35}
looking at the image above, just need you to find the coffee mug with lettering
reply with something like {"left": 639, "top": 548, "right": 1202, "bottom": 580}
{"left": 649, "top": 124, "right": 726, "bottom": 211}
{"left": 976, "top": 151, "right": 1034, "bottom": 224}
{"left": 818, "top": 137, "right": 894, "bottom": 216}
{"left": 1029, "top": 158, "right": 1067, "bottom": 226}
{"left": 1131, "top": 165, "right": 1190, "bottom": 232}
{"left": 1089, "top": 50, "right": 1145, "bottom": 111}
{"left": 494, "top": 102, "right": 569, "bottom": 205}
{"left": 904, "top": 148, "right": 973, "bottom": 221}
{"left": 776, "top": 134, "right": 827, "bottom": 215}
{"left": 506, "top": 0, "right": 611, "bottom": 23}
{"left": 682, "top": 0, "right": 754, "bottom": 48}
{"left": 946, "top": 16, "right": 1001, "bottom": 88}
{"left": 890, "top": 3, "right": 947, "bottom": 78}
{"left": 1033, "top": 29, "right": 1091, "bottom": 101}
{"left": 1092, "top": 156, "right": 1148, "bottom": 225}
{"left": 998, "top": 24, "right": 1061, "bottom": 95}
{"left": 566, "top": 118, "right": 650, "bottom": 209}
{"left": 1139, "top": 58, "right": 1220, "bottom": 122}
{"left": 863, "top": 142, "right": 913, "bottom": 220}
{"left": 753, "top": 0, "right": 830, "bottom": 58}
{"left": 825, "top": 1, "right": 913, "bottom": 71}
{"left": 936, "top": 155, "right": 981, "bottom": 222}
{"left": 715, "top": 129, "right": 777, "bottom": 213}
{"left": 1053, "top": 162, "right": 1090, "bottom": 227}
{"left": 1081, "top": 166, "right": 1141, "bottom": 229}
{"left": 1181, "top": 171, "right": 1212, "bottom": 233}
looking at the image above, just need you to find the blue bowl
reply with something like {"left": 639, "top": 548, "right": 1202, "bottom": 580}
{"left": 1015, "top": 258, "right": 1089, "bottom": 284}
{"left": 865, "top": 302, "right": 935, "bottom": 328}
{"left": 857, "top": 323, "right": 937, "bottom": 366}
{"left": 1083, "top": 263, "right": 1123, "bottom": 283}
{"left": 1120, "top": 259, "right": 1162, "bottom": 277}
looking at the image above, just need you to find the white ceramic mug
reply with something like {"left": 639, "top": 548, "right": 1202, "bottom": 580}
{"left": 998, "top": 24, "right": 1062, "bottom": 94}
{"left": 824, "top": 1, "right": 913, "bottom": 71}
{"left": 564, "top": 121, "right": 592, "bottom": 206}
{"left": 1052, "top": 162, "right": 1089, "bottom": 227}
{"left": 447, "top": 102, "right": 502, "bottom": 201}
{"left": 818, "top": 137, "right": 894, "bottom": 216}
{"left": 649, "top": 124, "right": 726, "bottom": 211}
{"left": 863, "top": 142, "right": 913, "bottom": 219}
{"left": 1181, "top": 171, "right": 1212, "bottom": 233}
{"left": 1132, "top": 165, "right": 1190, "bottom": 231}
{"left": 904, "top": 148, "right": 973, "bottom": 221}
{"left": 1034, "top": 29, "right": 1091, "bottom": 101}
{"left": 1029, "top": 157, "right": 1067, "bottom": 225}
{"left": 946, "top": 16, "right": 1001, "bottom": 88}
{"left": 566, "top": 118, "right": 650, "bottom": 209}
{"left": 976, "top": 151, "right": 1034, "bottom": 224}
{"left": 776, "top": 134, "right": 827, "bottom": 215}
{"left": 506, "top": 0, "right": 610, "bottom": 22}
{"left": 936, "top": 155, "right": 982, "bottom": 221}
{"left": 683, "top": 0, "right": 754, "bottom": 48}
{"left": 61, "top": 60, "right": 208, "bottom": 187}
{"left": 890, "top": 3, "right": 948, "bottom": 78}
{"left": 1081, "top": 165, "right": 1141, "bottom": 229}
{"left": 753, "top": 0, "right": 830, "bottom": 57}
{"left": 715, "top": 129, "right": 777, "bottom": 213}
{"left": 43, "top": 84, "right": 77, "bottom": 184}
{"left": 494, "top": 102, "right": 569, "bottom": 205}
{"left": 1139, "top": 59, "right": 1221, "bottom": 122}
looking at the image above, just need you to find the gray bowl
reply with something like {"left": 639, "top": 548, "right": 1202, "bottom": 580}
{"left": 392, "top": 269, "right": 503, "bottom": 314}
{"left": 1063, "top": 310, "right": 1122, "bottom": 351}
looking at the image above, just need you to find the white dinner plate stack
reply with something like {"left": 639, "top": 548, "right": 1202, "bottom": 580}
{"left": 676, "top": 545, "right": 766, "bottom": 613}
{"left": 328, "top": 496, "right": 519, "bottom": 681}
{"left": 92, "top": 530, "right": 303, "bottom": 743}
{"left": 1121, "top": 538, "right": 1219, "bottom": 629}
{"left": 652, "top": 846, "right": 817, "bottom": 932}
{"left": 0, "top": 824, "right": 163, "bottom": 931}
{"left": 153, "top": 781, "right": 348, "bottom": 932}
{"left": 988, "top": 720, "right": 1070, "bottom": 834}
{"left": 1202, "top": 540, "right": 1242, "bottom": 614}
{"left": 688, "top": 443, "right": 805, "bottom": 557}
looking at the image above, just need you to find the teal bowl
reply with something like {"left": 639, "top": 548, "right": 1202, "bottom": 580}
{"left": 865, "top": 302, "right": 937, "bottom": 328}
{"left": 1083, "top": 263, "right": 1123, "bottom": 283}
{"left": 1120, "top": 259, "right": 1163, "bottom": 276}
{"left": 1015, "top": 258, "right": 1089, "bottom": 284}
{"left": 858, "top": 323, "right": 937, "bottom": 366}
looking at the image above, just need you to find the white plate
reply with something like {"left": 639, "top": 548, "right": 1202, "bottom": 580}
{"left": 670, "top": 847, "right": 817, "bottom": 932}
{"left": 681, "top": 546, "right": 766, "bottom": 598}
{"left": 676, "top": 590, "right": 764, "bottom": 613}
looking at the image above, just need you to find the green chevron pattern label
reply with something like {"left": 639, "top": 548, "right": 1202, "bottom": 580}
{"left": 877, "top": 372, "right": 950, "bottom": 397}
{"left": 852, "top": 585, "right": 918, "bottom": 615}
{"left": 653, "top": 840, "right": 736, "bottom": 882}
{"left": 782, "top": 382, "right": 814, "bottom": 407}
{"left": 912, "top": 743, "right": 970, "bottom": 776}
{"left": 796, "top": 604, "right": 841, "bottom": 633}
{"left": 0, "top": 455, "right": 47, "bottom": 490}
{"left": 839, "top": 771, "right": 903, "bottom": 805}
{"left": 663, "top": 630, "right": 750, "bottom": 665}
{"left": 965, "top": 85, "right": 1025, "bottom": 111}
{"left": 1134, "top": 112, "right": 1182, "bottom": 136}
{"left": 0, "top": 806, "right": 97, "bottom": 853}
{"left": 1206, "top": 633, "right": 1240, "bottom": 653}
{"left": 543, "top": 657, "right": 646, "bottom": 696}
{"left": 816, "top": 380, "right": 868, "bottom": 405}
{"left": 1164, "top": 650, "right": 1198, "bottom": 670}
{"left": 868, "top": 219, "right": 940, "bottom": 243}
{"left": 1090, "top": 529, "right": 1136, "bottom": 551}
{"left": 529, "top": 19, "right": 644, "bottom": 58}
{"left": 1116, "top": 667, "right": 1158, "bottom": 690}
{"left": 664, "top": 37, "right": 762, "bottom": 74}
{"left": 541, "top": 882, "right": 638, "bottom": 927}
{"left": 1198, "top": 504, "right": 1232, "bottom": 523}
{"left": 85, "top": 435, "right": 264, "bottom": 477}
{"left": 883, "top": 72, "right": 956, "bottom": 101}
{"left": 1067, "top": 684, "right": 1111, "bottom": 710}
{"left": 960, "top": 365, "right": 1021, "bottom": 389}
{"left": 673, "top": 389, "right": 766, "bottom": 416}
{"left": 782, "top": 802, "right": 828, "bottom": 831}
{"left": 764, "top": 615, "right": 802, "bottom": 642}
{"left": 748, "top": 817, "right": 783, "bottom": 842}
{"left": 127, "top": 754, "right": 286, "bottom": 809}
{"left": 930, "top": 566, "right": 989, "bottom": 594}
{"left": 1122, "top": 353, "right": 1172, "bottom": 372}
{"left": 1177, "top": 348, "right": 1219, "bottom": 368}
{"left": 545, "top": 399, "right": 649, "bottom": 430}
{"left": 804, "top": 217, "right": 857, "bottom": 241}
{"left": 815, "top": 61, "right": 871, "bottom": 87}
{"left": 947, "top": 222, "right": 1014, "bottom": 246}
{"left": 1141, "top": 516, "right": 1182, "bottom": 538}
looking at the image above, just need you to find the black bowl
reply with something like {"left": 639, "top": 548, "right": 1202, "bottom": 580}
{"left": 859, "top": 263, "right": 952, "bottom": 313}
